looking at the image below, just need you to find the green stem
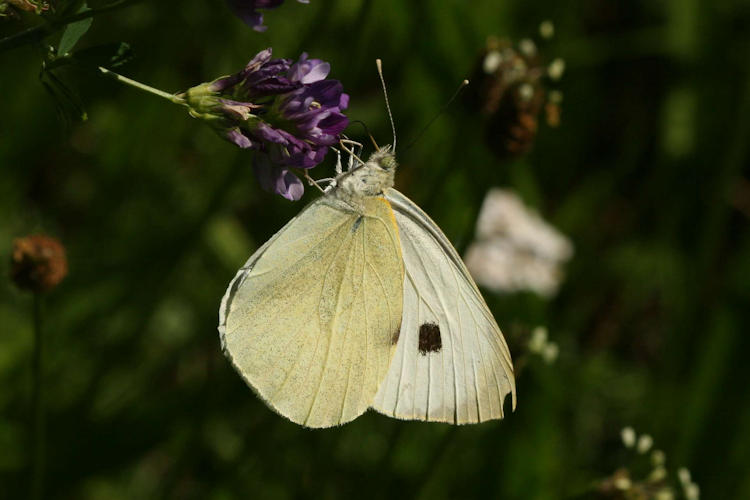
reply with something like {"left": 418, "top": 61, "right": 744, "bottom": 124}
{"left": 0, "top": 0, "right": 142, "bottom": 54}
{"left": 30, "top": 293, "right": 44, "bottom": 500}
{"left": 98, "top": 66, "right": 186, "bottom": 105}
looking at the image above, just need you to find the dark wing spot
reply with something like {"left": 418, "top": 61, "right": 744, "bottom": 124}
{"left": 351, "top": 216, "right": 364, "bottom": 233}
{"left": 418, "top": 323, "right": 442, "bottom": 355}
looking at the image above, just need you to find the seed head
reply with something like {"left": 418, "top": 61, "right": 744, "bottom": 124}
{"left": 10, "top": 235, "right": 68, "bottom": 293}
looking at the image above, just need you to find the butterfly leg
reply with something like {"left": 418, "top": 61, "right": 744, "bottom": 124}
{"left": 339, "top": 139, "right": 365, "bottom": 171}
{"left": 332, "top": 147, "right": 343, "bottom": 175}
{"left": 302, "top": 171, "right": 327, "bottom": 194}
{"left": 339, "top": 136, "right": 364, "bottom": 171}
{"left": 317, "top": 178, "right": 337, "bottom": 192}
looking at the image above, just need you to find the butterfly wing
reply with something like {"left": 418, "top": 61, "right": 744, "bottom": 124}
{"left": 219, "top": 195, "right": 403, "bottom": 428}
{"left": 372, "top": 188, "right": 516, "bottom": 424}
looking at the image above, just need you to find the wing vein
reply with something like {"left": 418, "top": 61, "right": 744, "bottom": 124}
{"left": 302, "top": 229, "right": 356, "bottom": 424}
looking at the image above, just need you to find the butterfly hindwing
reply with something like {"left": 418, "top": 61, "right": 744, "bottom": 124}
{"left": 372, "top": 188, "right": 516, "bottom": 424}
{"left": 220, "top": 196, "right": 403, "bottom": 428}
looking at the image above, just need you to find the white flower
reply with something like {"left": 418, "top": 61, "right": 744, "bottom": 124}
{"left": 677, "top": 467, "right": 691, "bottom": 485}
{"left": 548, "top": 58, "right": 565, "bottom": 80}
{"left": 649, "top": 466, "right": 667, "bottom": 482}
{"left": 654, "top": 488, "right": 674, "bottom": 500}
{"left": 519, "top": 38, "right": 537, "bottom": 57}
{"left": 684, "top": 482, "right": 700, "bottom": 500}
{"left": 613, "top": 476, "right": 631, "bottom": 490}
{"left": 528, "top": 326, "right": 548, "bottom": 353}
{"left": 483, "top": 50, "right": 503, "bottom": 74}
{"left": 637, "top": 434, "right": 653, "bottom": 454}
{"left": 542, "top": 342, "right": 559, "bottom": 364}
{"left": 621, "top": 427, "right": 636, "bottom": 448}
{"left": 539, "top": 20, "right": 555, "bottom": 39}
{"left": 518, "top": 83, "right": 535, "bottom": 102}
{"left": 651, "top": 449, "right": 666, "bottom": 466}
{"left": 464, "top": 188, "right": 573, "bottom": 297}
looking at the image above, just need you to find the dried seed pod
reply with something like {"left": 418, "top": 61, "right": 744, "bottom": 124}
{"left": 5, "top": 0, "right": 49, "bottom": 14}
{"left": 10, "top": 235, "right": 68, "bottom": 293}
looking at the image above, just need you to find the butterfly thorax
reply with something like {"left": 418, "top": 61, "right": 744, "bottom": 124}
{"left": 333, "top": 147, "right": 397, "bottom": 208}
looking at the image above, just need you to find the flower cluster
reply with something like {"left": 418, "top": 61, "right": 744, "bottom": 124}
{"left": 592, "top": 427, "right": 701, "bottom": 500}
{"left": 526, "top": 326, "right": 559, "bottom": 364}
{"left": 183, "top": 48, "right": 348, "bottom": 200}
{"left": 464, "top": 22, "right": 564, "bottom": 159}
{"left": 225, "top": 0, "right": 309, "bottom": 32}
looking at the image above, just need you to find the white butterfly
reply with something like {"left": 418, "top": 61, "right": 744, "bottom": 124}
{"left": 218, "top": 64, "right": 516, "bottom": 428}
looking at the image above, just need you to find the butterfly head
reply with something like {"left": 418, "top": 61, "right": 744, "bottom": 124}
{"left": 367, "top": 145, "right": 397, "bottom": 172}
{"left": 335, "top": 146, "right": 397, "bottom": 201}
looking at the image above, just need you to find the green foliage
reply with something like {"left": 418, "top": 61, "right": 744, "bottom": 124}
{"left": 57, "top": 3, "right": 92, "bottom": 56}
{"left": 1, "top": 0, "right": 750, "bottom": 498}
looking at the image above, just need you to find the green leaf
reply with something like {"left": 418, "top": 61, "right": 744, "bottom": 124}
{"left": 57, "top": 4, "right": 93, "bottom": 56}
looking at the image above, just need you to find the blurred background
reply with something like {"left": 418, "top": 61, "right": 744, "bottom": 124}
{"left": 2, "top": 0, "right": 750, "bottom": 498}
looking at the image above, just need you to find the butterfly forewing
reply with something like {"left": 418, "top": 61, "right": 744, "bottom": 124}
{"left": 372, "top": 188, "right": 516, "bottom": 424}
{"left": 220, "top": 196, "right": 403, "bottom": 428}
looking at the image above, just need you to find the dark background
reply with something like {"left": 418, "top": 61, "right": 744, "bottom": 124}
{"left": 2, "top": 0, "right": 750, "bottom": 498}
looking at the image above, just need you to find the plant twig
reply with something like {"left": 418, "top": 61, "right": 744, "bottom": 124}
{"left": 30, "top": 293, "right": 45, "bottom": 500}
{"left": 98, "top": 66, "right": 186, "bottom": 105}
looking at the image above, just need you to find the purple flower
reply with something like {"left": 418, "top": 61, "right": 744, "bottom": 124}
{"left": 226, "top": 0, "right": 309, "bottom": 32}
{"left": 182, "top": 48, "right": 348, "bottom": 200}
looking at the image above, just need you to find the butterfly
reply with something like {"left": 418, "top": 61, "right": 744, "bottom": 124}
{"left": 218, "top": 63, "right": 516, "bottom": 428}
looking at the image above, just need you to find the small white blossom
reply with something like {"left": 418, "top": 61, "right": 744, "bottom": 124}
{"left": 651, "top": 449, "right": 666, "bottom": 466}
{"left": 684, "top": 482, "right": 700, "bottom": 500}
{"left": 637, "top": 434, "right": 653, "bottom": 454}
{"left": 677, "top": 467, "right": 691, "bottom": 485}
{"left": 539, "top": 20, "right": 555, "bottom": 39}
{"left": 548, "top": 58, "right": 565, "bottom": 80}
{"left": 655, "top": 489, "right": 674, "bottom": 500}
{"left": 621, "top": 427, "right": 636, "bottom": 448}
{"left": 542, "top": 342, "right": 559, "bottom": 364}
{"left": 528, "top": 326, "right": 548, "bottom": 353}
{"left": 613, "top": 476, "right": 631, "bottom": 490}
{"left": 483, "top": 50, "right": 503, "bottom": 74}
{"left": 649, "top": 466, "right": 667, "bottom": 482}
{"left": 519, "top": 38, "right": 537, "bottom": 57}
{"left": 518, "top": 83, "right": 535, "bottom": 102}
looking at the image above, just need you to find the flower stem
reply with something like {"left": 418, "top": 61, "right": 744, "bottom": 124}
{"left": 98, "top": 66, "right": 186, "bottom": 105}
{"left": 30, "top": 293, "right": 45, "bottom": 500}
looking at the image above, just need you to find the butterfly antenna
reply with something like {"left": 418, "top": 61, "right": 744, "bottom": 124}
{"left": 351, "top": 119, "right": 380, "bottom": 151}
{"left": 404, "top": 79, "right": 469, "bottom": 152}
{"left": 376, "top": 59, "right": 396, "bottom": 151}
